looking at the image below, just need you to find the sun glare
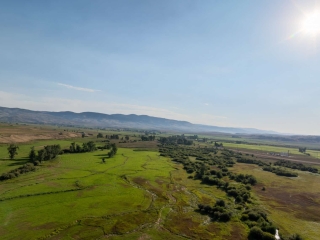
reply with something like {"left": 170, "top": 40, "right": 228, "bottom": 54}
{"left": 303, "top": 10, "right": 320, "bottom": 34}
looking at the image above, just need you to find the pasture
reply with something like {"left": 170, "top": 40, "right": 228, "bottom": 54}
{"left": 1, "top": 130, "right": 320, "bottom": 240}
{"left": 230, "top": 163, "right": 320, "bottom": 240}
{"left": 0, "top": 141, "right": 247, "bottom": 239}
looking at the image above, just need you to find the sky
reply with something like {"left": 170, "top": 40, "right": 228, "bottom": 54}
{"left": 0, "top": 0, "right": 320, "bottom": 135}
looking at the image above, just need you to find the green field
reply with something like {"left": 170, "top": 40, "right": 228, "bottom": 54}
{"left": 230, "top": 163, "right": 320, "bottom": 239}
{"left": 222, "top": 142, "right": 320, "bottom": 159}
{"left": 0, "top": 141, "right": 248, "bottom": 240}
{"left": 1, "top": 135, "right": 320, "bottom": 240}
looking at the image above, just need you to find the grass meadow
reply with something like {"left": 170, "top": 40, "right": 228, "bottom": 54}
{"left": 230, "top": 163, "right": 320, "bottom": 240}
{"left": 0, "top": 140, "right": 248, "bottom": 240}
{"left": 0, "top": 136, "right": 319, "bottom": 239}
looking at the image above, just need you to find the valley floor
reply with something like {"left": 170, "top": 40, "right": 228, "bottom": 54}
{"left": 0, "top": 143, "right": 319, "bottom": 239}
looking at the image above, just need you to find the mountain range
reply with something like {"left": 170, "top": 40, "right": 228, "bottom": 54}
{"left": 0, "top": 106, "right": 278, "bottom": 135}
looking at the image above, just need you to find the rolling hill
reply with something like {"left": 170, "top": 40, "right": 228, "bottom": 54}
{"left": 0, "top": 106, "right": 277, "bottom": 134}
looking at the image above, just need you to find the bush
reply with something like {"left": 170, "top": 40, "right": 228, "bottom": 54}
{"left": 241, "top": 214, "right": 249, "bottom": 221}
{"left": 0, "top": 163, "right": 37, "bottom": 181}
{"left": 248, "top": 226, "right": 264, "bottom": 240}
{"left": 262, "top": 232, "right": 277, "bottom": 240}
{"left": 215, "top": 199, "right": 226, "bottom": 207}
{"left": 286, "top": 234, "right": 303, "bottom": 240}
{"left": 33, "top": 161, "right": 41, "bottom": 166}
{"left": 219, "top": 212, "right": 232, "bottom": 222}
{"left": 262, "top": 225, "right": 276, "bottom": 235}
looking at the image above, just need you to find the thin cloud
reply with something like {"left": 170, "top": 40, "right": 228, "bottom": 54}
{"left": 57, "top": 83, "right": 101, "bottom": 92}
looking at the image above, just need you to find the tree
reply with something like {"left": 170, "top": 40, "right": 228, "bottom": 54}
{"left": 29, "top": 146, "right": 37, "bottom": 162}
{"left": 7, "top": 144, "right": 19, "bottom": 160}
{"left": 107, "top": 143, "right": 118, "bottom": 158}
{"left": 298, "top": 147, "right": 306, "bottom": 153}
{"left": 97, "top": 133, "right": 103, "bottom": 138}
{"left": 70, "top": 142, "right": 76, "bottom": 153}
{"left": 37, "top": 149, "right": 45, "bottom": 163}
{"left": 76, "top": 144, "right": 82, "bottom": 153}
{"left": 37, "top": 144, "right": 61, "bottom": 162}
{"left": 111, "top": 143, "right": 117, "bottom": 154}
{"left": 87, "top": 141, "right": 96, "bottom": 152}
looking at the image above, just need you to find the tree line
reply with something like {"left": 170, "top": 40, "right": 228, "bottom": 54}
{"left": 274, "top": 160, "right": 318, "bottom": 173}
{"left": 159, "top": 135, "right": 193, "bottom": 145}
{"left": 67, "top": 141, "right": 96, "bottom": 153}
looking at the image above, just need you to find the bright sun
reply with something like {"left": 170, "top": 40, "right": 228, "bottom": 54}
{"left": 303, "top": 11, "right": 320, "bottom": 34}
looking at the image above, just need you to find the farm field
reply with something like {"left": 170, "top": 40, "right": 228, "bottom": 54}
{"left": 222, "top": 142, "right": 320, "bottom": 159}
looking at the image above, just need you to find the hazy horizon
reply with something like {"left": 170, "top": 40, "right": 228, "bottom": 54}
{"left": 1, "top": 1, "right": 320, "bottom": 135}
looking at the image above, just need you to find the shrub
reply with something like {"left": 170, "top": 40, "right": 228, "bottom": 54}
{"left": 248, "top": 226, "right": 264, "bottom": 240}
{"left": 286, "top": 234, "right": 303, "bottom": 240}
{"left": 262, "top": 232, "right": 277, "bottom": 240}
{"left": 215, "top": 199, "right": 225, "bottom": 207}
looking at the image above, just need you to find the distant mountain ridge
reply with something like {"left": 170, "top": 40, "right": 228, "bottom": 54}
{"left": 0, "top": 106, "right": 278, "bottom": 134}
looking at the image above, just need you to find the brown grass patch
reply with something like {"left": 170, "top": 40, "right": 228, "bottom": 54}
{"left": 206, "top": 222, "right": 221, "bottom": 233}
{"left": 0, "top": 124, "right": 81, "bottom": 143}
{"left": 118, "top": 141, "right": 158, "bottom": 150}
{"left": 132, "top": 177, "right": 165, "bottom": 199}
{"left": 31, "top": 222, "right": 60, "bottom": 230}
{"left": 227, "top": 223, "right": 247, "bottom": 240}
{"left": 257, "top": 187, "right": 320, "bottom": 221}
{"left": 164, "top": 213, "right": 213, "bottom": 239}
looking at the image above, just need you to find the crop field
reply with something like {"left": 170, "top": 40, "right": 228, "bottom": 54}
{"left": 222, "top": 142, "right": 320, "bottom": 159}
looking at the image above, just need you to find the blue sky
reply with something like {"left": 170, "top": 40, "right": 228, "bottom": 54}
{"left": 0, "top": 0, "right": 320, "bottom": 135}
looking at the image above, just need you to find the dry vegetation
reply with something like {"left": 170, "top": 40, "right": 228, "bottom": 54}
{"left": 0, "top": 123, "right": 81, "bottom": 143}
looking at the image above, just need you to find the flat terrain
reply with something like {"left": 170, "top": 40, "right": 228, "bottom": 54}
{"left": 0, "top": 124, "right": 81, "bottom": 143}
{"left": 1, "top": 125, "right": 320, "bottom": 239}
{"left": 230, "top": 163, "right": 320, "bottom": 239}
{"left": 222, "top": 142, "right": 320, "bottom": 159}
{"left": 0, "top": 143, "right": 247, "bottom": 240}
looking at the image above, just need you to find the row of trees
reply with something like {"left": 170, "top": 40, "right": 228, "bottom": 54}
{"left": 29, "top": 145, "right": 61, "bottom": 163}
{"left": 262, "top": 166, "right": 298, "bottom": 177}
{"left": 159, "top": 135, "right": 193, "bottom": 145}
{"left": 274, "top": 160, "right": 318, "bottom": 173}
{"left": 68, "top": 141, "right": 96, "bottom": 153}
{"left": 141, "top": 135, "right": 155, "bottom": 141}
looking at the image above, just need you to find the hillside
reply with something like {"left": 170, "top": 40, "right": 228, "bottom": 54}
{"left": 0, "top": 106, "right": 276, "bottom": 134}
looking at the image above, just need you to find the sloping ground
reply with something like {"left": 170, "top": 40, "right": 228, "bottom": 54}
{"left": 0, "top": 106, "right": 277, "bottom": 134}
